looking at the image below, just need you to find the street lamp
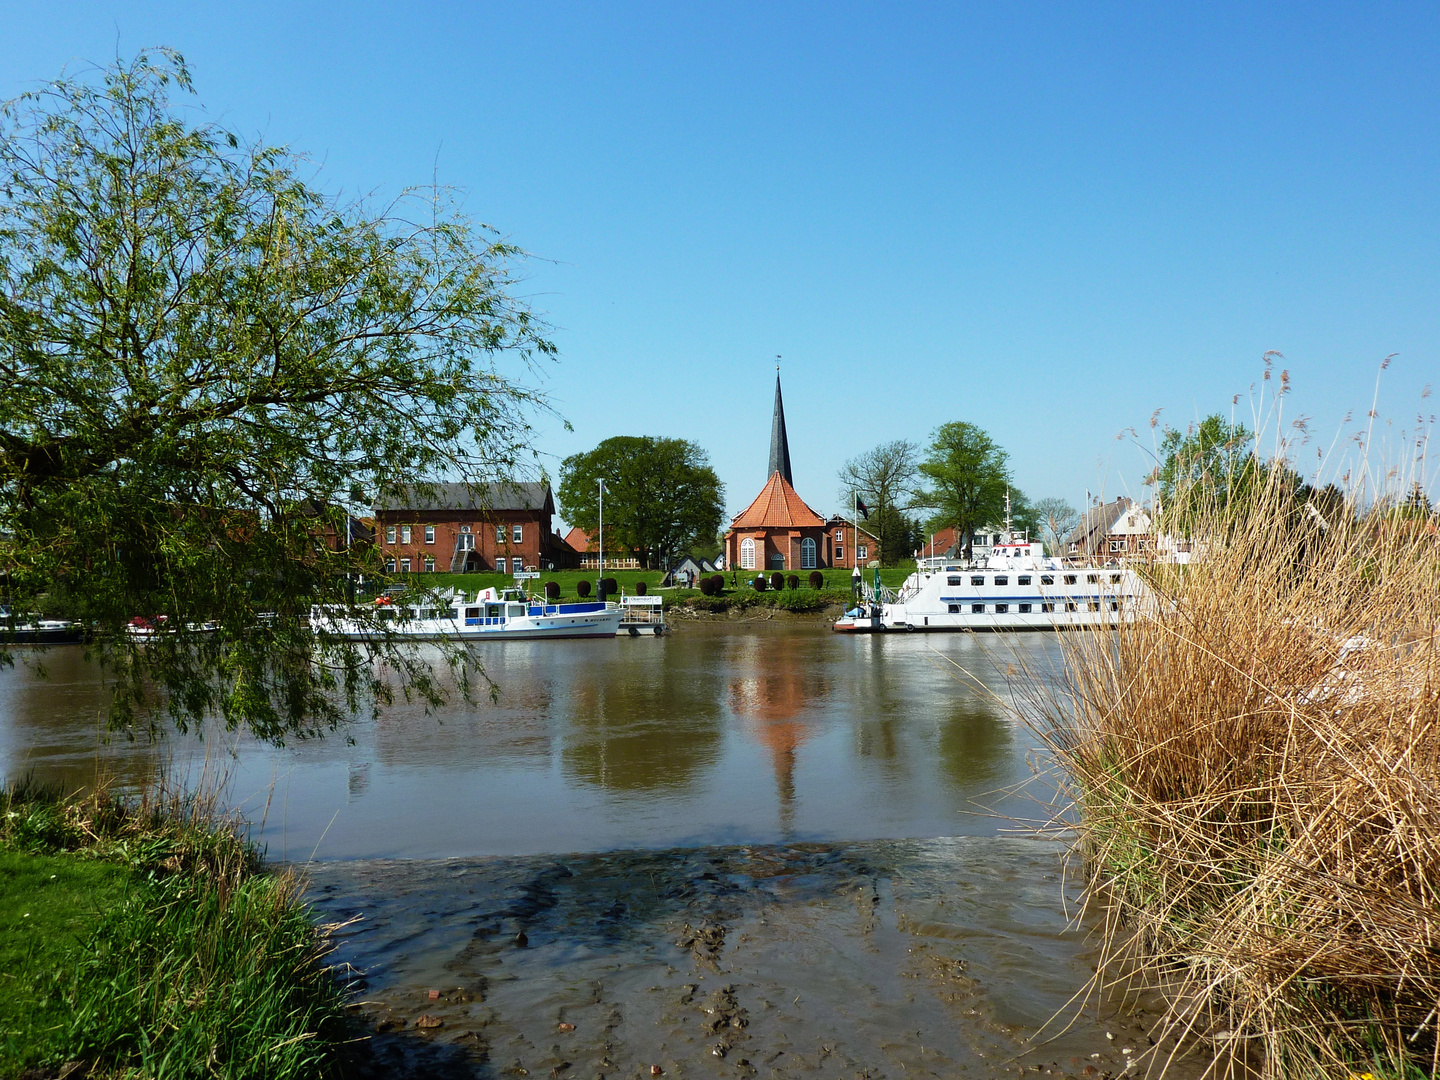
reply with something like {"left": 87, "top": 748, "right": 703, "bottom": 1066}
{"left": 597, "top": 478, "right": 606, "bottom": 601}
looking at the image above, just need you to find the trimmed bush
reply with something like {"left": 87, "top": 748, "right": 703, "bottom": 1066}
{"left": 601, "top": 577, "right": 618, "bottom": 597}
{"left": 785, "top": 574, "right": 799, "bottom": 590}
{"left": 544, "top": 581, "right": 560, "bottom": 600}
{"left": 809, "top": 570, "right": 824, "bottom": 589}
{"left": 753, "top": 575, "right": 767, "bottom": 592}
{"left": 635, "top": 581, "right": 647, "bottom": 595}
{"left": 576, "top": 579, "right": 591, "bottom": 598}
{"left": 770, "top": 572, "right": 785, "bottom": 592}
{"left": 712, "top": 574, "right": 726, "bottom": 593}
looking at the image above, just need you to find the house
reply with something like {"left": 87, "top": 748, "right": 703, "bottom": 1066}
{"left": 562, "top": 527, "right": 643, "bottom": 571}
{"left": 922, "top": 524, "right": 1011, "bottom": 561}
{"left": 724, "top": 375, "right": 834, "bottom": 573}
{"left": 661, "top": 554, "right": 717, "bottom": 588}
{"left": 374, "top": 481, "right": 563, "bottom": 574}
{"left": 825, "top": 516, "right": 882, "bottom": 568}
{"left": 1064, "top": 497, "right": 1155, "bottom": 561}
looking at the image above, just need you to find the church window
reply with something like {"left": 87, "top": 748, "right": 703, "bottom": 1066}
{"left": 740, "top": 538, "right": 756, "bottom": 570}
{"left": 800, "top": 537, "right": 817, "bottom": 569}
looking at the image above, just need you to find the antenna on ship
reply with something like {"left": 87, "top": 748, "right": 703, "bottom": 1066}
{"left": 1005, "top": 487, "right": 1012, "bottom": 535}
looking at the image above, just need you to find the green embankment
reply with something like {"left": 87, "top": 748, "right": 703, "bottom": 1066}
{"left": 0, "top": 780, "right": 349, "bottom": 1080}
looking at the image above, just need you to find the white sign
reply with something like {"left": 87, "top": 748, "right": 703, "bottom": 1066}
{"left": 513, "top": 571, "right": 540, "bottom": 580}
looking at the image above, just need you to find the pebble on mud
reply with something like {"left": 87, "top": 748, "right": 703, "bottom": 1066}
{"left": 651, "top": 1066, "right": 663, "bottom": 1076}
{"left": 415, "top": 1014, "right": 444, "bottom": 1029}
{"left": 428, "top": 989, "right": 442, "bottom": 1000}
{"left": 557, "top": 1022, "right": 575, "bottom": 1032}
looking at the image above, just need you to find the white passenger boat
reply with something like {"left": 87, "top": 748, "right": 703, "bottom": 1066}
{"left": 833, "top": 536, "right": 1146, "bottom": 633}
{"left": 313, "top": 587, "right": 622, "bottom": 641}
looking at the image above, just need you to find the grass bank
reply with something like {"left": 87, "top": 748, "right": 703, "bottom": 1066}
{"left": 1024, "top": 473, "right": 1440, "bottom": 1078}
{"left": 0, "top": 778, "right": 349, "bottom": 1079}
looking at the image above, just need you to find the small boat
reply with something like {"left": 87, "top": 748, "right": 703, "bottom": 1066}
{"left": 312, "top": 587, "right": 622, "bottom": 641}
{"left": 1, "top": 608, "right": 84, "bottom": 645}
{"left": 834, "top": 534, "right": 1146, "bottom": 633}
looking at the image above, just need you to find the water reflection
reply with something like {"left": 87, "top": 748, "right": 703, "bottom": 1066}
{"left": 0, "top": 625, "right": 1061, "bottom": 858}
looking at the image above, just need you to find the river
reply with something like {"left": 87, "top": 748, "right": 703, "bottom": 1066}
{"left": 0, "top": 621, "right": 1198, "bottom": 1078}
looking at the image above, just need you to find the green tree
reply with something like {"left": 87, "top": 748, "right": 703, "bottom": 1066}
{"left": 915, "top": 422, "right": 1011, "bottom": 559}
{"left": 0, "top": 53, "right": 554, "bottom": 740}
{"left": 557, "top": 437, "right": 724, "bottom": 570}
{"left": 837, "top": 439, "right": 920, "bottom": 565}
{"left": 1152, "top": 415, "right": 1257, "bottom": 524}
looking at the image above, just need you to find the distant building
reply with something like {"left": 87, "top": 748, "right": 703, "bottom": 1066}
{"left": 374, "top": 481, "right": 563, "bottom": 574}
{"left": 724, "top": 375, "right": 833, "bottom": 573}
{"left": 562, "top": 526, "right": 642, "bottom": 571}
{"left": 825, "top": 516, "right": 882, "bottom": 568}
{"left": 1064, "top": 497, "right": 1154, "bottom": 561}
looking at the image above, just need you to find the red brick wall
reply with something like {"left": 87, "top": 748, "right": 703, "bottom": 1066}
{"left": 726, "top": 526, "right": 831, "bottom": 573}
{"left": 375, "top": 508, "right": 554, "bottom": 572}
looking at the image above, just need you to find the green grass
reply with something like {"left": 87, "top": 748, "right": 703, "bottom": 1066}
{"left": 0, "top": 780, "right": 349, "bottom": 1080}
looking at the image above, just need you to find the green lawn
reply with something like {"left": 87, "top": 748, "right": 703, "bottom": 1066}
{"left": 380, "top": 564, "right": 915, "bottom": 601}
{"left": 0, "top": 849, "right": 132, "bottom": 1075}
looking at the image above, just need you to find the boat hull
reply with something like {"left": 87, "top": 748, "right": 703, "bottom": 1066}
{"left": 319, "top": 611, "right": 623, "bottom": 641}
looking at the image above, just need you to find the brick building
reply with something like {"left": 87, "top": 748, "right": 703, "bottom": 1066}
{"left": 374, "top": 481, "right": 563, "bottom": 574}
{"left": 562, "top": 527, "right": 642, "bottom": 571}
{"left": 1063, "top": 497, "right": 1155, "bottom": 562}
{"left": 824, "top": 517, "right": 882, "bottom": 568}
{"left": 724, "top": 375, "right": 835, "bottom": 573}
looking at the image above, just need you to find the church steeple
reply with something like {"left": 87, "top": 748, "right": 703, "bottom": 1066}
{"left": 768, "top": 372, "right": 793, "bottom": 484}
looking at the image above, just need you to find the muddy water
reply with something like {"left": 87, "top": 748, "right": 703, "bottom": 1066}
{"left": 0, "top": 622, "right": 1201, "bottom": 1077}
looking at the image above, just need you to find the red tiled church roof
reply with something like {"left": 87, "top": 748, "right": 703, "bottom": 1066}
{"left": 730, "top": 472, "right": 826, "bottom": 529}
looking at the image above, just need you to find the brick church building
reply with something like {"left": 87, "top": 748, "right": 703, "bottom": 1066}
{"left": 724, "top": 376, "right": 834, "bottom": 574}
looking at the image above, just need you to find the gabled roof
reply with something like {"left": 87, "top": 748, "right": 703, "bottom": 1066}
{"left": 1064, "top": 497, "right": 1136, "bottom": 555}
{"left": 730, "top": 472, "right": 826, "bottom": 530}
{"left": 563, "top": 527, "right": 638, "bottom": 554}
{"left": 374, "top": 481, "right": 554, "bottom": 515}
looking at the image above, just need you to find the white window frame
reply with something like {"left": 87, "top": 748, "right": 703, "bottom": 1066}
{"left": 399, "top": 557, "right": 411, "bottom": 573}
{"left": 385, "top": 558, "right": 396, "bottom": 573}
{"left": 800, "top": 537, "right": 817, "bottom": 569}
{"left": 386, "top": 525, "right": 396, "bottom": 544}
{"left": 423, "top": 555, "right": 435, "bottom": 572}
{"left": 512, "top": 524, "right": 524, "bottom": 544}
{"left": 401, "top": 525, "right": 411, "bottom": 544}
{"left": 425, "top": 525, "right": 435, "bottom": 544}
{"left": 740, "top": 538, "right": 756, "bottom": 570}
{"left": 857, "top": 543, "right": 868, "bottom": 561}
{"left": 495, "top": 525, "right": 505, "bottom": 543}
{"left": 496, "top": 557, "right": 506, "bottom": 573}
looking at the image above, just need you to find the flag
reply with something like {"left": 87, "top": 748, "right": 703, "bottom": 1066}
{"left": 856, "top": 497, "right": 869, "bottom": 518}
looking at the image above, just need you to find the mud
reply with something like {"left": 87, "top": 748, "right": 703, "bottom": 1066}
{"left": 306, "top": 838, "right": 1207, "bottom": 1080}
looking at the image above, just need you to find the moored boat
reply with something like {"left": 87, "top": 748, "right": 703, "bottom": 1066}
{"left": 833, "top": 535, "right": 1147, "bottom": 633}
{"left": 1, "top": 608, "right": 85, "bottom": 645}
{"left": 312, "top": 587, "right": 623, "bottom": 641}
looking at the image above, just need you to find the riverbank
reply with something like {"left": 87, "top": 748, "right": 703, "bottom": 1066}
{"left": 0, "top": 779, "right": 350, "bottom": 1079}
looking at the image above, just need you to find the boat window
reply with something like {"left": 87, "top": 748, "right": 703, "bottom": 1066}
{"left": 508, "top": 604, "right": 525, "bottom": 618}
{"left": 994, "top": 576, "right": 1008, "bottom": 586}
{"left": 1063, "top": 574, "right": 1076, "bottom": 585}
{"left": 994, "top": 603, "right": 1008, "bottom": 613}
{"left": 1018, "top": 575, "right": 1031, "bottom": 585}
{"left": 377, "top": 609, "right": 395, "bottom": 621}
{"left": 971, "top": 576, "right": 985, "bottom": 586}
{"left": 1041, "top": 575, "right": 1053, "bottom": 585}
{"left": 486, "top": 605, "right": 501, "bottom": 618}
{"left": 971, "top": 603, "right": 985, "bottom": 613}
{"left": 1065, "top": 601, "right": 1077, "bottom": 612}
{"left": 1018, "top": 603, "right": 1032, "bottom": 613}
{"left": 947, "top": 576, "right": 964, "bottom": 586}
{"left": 1110, "top": 601, "right": 1119, "bottom": 612}
{"left": 1087, "top": 574, "right": 1098, "bottom": 584}
{"left": 1041, "top": 602, "right": 1055, "bottom": 613}
{"left": 465, "top": 607, "right": 479, "bottom": 618}
{"left": 1110, "top": 574, "right": 1122, "bottom": 584}
{"left": 948, "top": 604, "right": 960, "bottom": 614}
{"left": 1088, "top": 601, "right": 1101, "bottom": 611}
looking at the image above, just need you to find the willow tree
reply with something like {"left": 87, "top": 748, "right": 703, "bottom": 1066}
{"left": 0, "top": 52, "right": 554, "bottom": 740}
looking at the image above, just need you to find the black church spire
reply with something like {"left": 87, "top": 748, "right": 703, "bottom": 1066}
{"left": 768, "top": 373, "right": 793, "bottom": 484}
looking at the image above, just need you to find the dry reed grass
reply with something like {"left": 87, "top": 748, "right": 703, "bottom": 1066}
{"left": 1023, "top": 466, "right": 1440, "bottom": 1078}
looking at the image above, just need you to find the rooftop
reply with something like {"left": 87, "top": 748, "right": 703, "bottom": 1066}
{"left": 730, "top": 472, "right": 826, "bottom": 530}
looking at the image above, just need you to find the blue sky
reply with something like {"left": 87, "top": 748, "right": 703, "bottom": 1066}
{"left": 3, "top": 3, "right": 1436, "bottom": 523}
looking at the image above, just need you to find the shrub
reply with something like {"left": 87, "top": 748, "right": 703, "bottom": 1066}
{"left": 576, "top": 579, "right": 591, "bottom": 598}
{"left": 808, "top": 570, "right": 824, "bottom": 589}
{"left": 770, "top": 572, "right": 784, "bottom": 591}
{"left": 701, "top": 576, "right": 720, "bottom": 596}
{"left": 544, "top": 581, "right": 560, "bottom": 600}
{"left": 635, "top": 581, "right": 647, "bottom": 596}
{"left": 785, "top": 574, "right": 799, "bottom": 590}
{"left": 711, "top": 574, "right": 725, "bottom": 592}
{"left": 753, "top": 575, "right": 767, "bottom": 592}
{"left": 600, "top": 577, "right": 618, "bottom": 597}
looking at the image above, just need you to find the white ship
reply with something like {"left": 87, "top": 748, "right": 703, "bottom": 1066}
{"left": 833, "top": 536, "right": 1146, "bottom": 633}
{"left": 313, "top": 587, "right": 622, "bottom": 641}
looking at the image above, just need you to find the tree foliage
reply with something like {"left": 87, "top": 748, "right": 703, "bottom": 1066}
{"left": 837, "top": 439, "right": 920, "bottom": 565}
{"left": 0, "top": 53, "right": 554, "bottom": 740}
{"left": 1153, "top": 415, "right": 1258, "bottom": 525}
{"left": 557, "top": 436, "right": 723, "bottom": 570}
{"left": 915, "top": 422, "right": 1011, "bottom": 557}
